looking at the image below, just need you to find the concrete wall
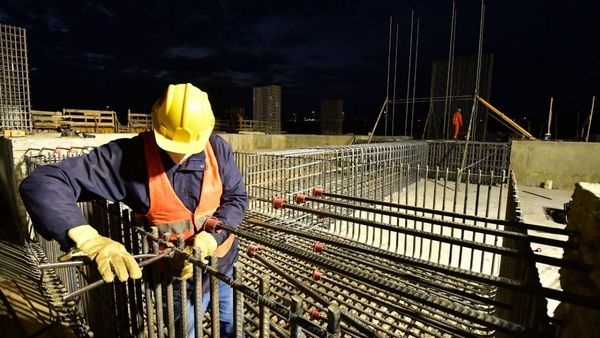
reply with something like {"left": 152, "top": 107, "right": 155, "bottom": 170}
{"left": 218, "top": 133, "right": 355, "bottom": 151}
{"left": 509, "top": 141, "right": 600, "bottom": 189}
{"left": 554, "top": 183, "right": 600, "bottom": 337}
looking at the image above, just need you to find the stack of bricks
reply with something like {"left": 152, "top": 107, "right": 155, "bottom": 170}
{"left": 555, "top": 182, "right": 600, "bottom": 337}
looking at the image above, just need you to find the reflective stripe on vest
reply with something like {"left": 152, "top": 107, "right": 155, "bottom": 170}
{"left": 136, "top": 132, "right": 235, "bottom": 257}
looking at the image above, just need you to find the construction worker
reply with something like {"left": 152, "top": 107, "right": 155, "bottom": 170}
{"left": 452, "top": 108, "right": 463, "bottom": 139}
{"left": 20, "top": 83, "right": 248, "bottom": 338}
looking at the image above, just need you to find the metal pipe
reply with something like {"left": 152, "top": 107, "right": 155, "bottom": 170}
{"left": 62, "top": 250, "right": 172, "bottom": 301}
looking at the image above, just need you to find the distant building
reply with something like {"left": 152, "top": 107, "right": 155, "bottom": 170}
{"left": 321, "top": 99, "right": 344, "bottom": 135}
{"left": 252, "top": 85, "right": 281, "bottom": 133}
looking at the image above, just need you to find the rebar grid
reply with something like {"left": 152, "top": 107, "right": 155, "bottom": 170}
{"left": 0, "top": 23, "right": 31, "bottom": 131}
{"left": 235, "top": 142, "right": 429, "bottom": 214}
{"left": 426, "top": 141, "right": 509, "bottom": 174}
{"left": 23, "top": 141, "right": 555, "bottom": 338}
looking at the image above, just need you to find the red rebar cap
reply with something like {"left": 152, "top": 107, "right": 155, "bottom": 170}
{"left": 312, "top": 270, "right": 323, "bottom": 281}
{"left": 314, "top": 242, "right": 324, "bottom": 253}
{"left": 203, "top": 216, "right": 220, "bottom": 232}
{"left": 54, "top": 148, "right": 64, "bottom": 155}
{"left": 294, "top": 192, "right": 306, "bottom": 204}
{"left": 313, "top": 186, "right": 324, "bottom": 197}
{"left": 246, "top": 244, "right": 262, "bottom": 257}
{"left": 272, "top": 197, "right": 285, "bottom": 209}
{"left": 310, "top": 310, "right": 321, "bottom": 320}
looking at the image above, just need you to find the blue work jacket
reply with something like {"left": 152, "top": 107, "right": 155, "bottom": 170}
{"left": 20, "top": 134, "right": 248, "bottom": 273}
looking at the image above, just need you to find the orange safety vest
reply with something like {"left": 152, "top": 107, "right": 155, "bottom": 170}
{"left": 452, "top": 111, "right": 463, "bottom": 126}
{"left": 136, "top": 131, "right": 235, "bottom": 257}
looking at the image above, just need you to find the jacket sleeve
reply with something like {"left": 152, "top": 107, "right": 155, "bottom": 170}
{"left": 210, "top": 136, "right": 248, "bottom": 244}
{"left": 19, "top": 138, "right": 135, "bottom": 251}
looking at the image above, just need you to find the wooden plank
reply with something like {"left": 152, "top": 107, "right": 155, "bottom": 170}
{"left": 31, "top": 110, "right": 63, "bottom": 130}
{"left": 3, "top": 130, "right": 26, "bottom": 137}
{"left": 127, "top": 112, "right": 151, "bottom": 132}
{"left": 61, "top": 109, "right": 117, "bottom": 132}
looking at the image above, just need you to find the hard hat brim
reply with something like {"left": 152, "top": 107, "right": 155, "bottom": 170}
{"left": 153, "top": 129, "right": 211, "bottom": 154}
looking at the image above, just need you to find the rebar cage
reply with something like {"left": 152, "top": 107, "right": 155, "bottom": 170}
{"left": 0, "top": 23, "right": 32, "bottom": 131}
{"left": 23, "top": 140, "right": 555, "bottom": 338}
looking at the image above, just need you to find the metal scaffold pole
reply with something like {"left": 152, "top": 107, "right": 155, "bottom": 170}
{"left": 461, "top": 0, "right": 485, "bottom": 170}
{"left": 404, "top": 10, "right": 415, "bottom": 136}
{"left": 443, "top": 2, "right": 457, "bottom": 139}
{"left": 586, "top": 96, "right": 595, "bottom": 142}
{"left": 385, "top": 16, "right": 393, "bottom": 136}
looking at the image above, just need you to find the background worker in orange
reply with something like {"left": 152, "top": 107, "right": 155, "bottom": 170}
{"left": 452, "top": 108, "right": 463, "bottom": 139}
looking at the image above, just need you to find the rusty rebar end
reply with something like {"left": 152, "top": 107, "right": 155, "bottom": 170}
{"left": 272, "top": 197, "right": 285, "bottom": 209}
{"left": 294, "top": 192, "right": 306, "bottom": 204}
{"left": 247, "top": 244, "right": 262, "bottom": 257}
{"left": 312, "top": 270, "right": 323, "bottom": 281}
{"left": 203, "top": 216, "right": 220, "bottom": 232}
{"left": 313, "top": 185, "right": 324, "bottom": 197}
{"left": 310, "top": 309, "right": 321, "bottom": 320}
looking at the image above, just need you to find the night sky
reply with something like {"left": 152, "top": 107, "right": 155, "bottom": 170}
{"left": 1, "top": 1, "right": 598, "bottom": 138}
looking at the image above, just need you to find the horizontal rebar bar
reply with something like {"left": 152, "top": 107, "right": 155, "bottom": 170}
{"left": 211, "top": 221, "right": 527, "bottom": 335}
{"left": 314, "top": 190, "right": 573, "bottom": 236}
{"left": 295, "top": 193, "right": 572, "bottom": 248}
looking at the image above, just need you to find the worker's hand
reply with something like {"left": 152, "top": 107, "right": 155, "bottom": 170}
{"left": 177, "top": 231, "right": 217, "bottom": 280}
{"left": 67, "top": 224, "right": 142, "bottom": 283}
{"left": 194, "top": 231, "right": 218, "bottom": 262}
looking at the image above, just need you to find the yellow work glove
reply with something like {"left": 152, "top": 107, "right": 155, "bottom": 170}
{"left": 67, "top": 224, "right": 142, "bottom": 283}
{"left": 178, "top": 231, "right": 218, "bottom": 280}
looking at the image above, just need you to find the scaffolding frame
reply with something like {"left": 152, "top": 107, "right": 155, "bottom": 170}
{"left": 0, "top": 23, "right": 31, "bottom": 131}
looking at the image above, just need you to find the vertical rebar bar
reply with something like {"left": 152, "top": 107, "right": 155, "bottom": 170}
{"left": 144, "top": 230, "right": 157, "bottom": 338}
{"left": 290, "top": 295, "right": 303, "bottom": 338}
{"left": 210, "top": 255, "right": 220, "bottom": 337}
{"left": 177, "top": 236, "right": 187, "bottom": 338}
{"left": 166, "top": 278, "right": 175, "bottom": 338}
{"left": 327, "top": 305, "right": 342, "bottom": 338}
{"left": 193, "top": 248, "right": 203, "bottom": 338}
{"left": 152, "top": 227, "right": 165, "bottom": 338}
{"left": 233, "top": 262, "right": 245, "bottom": 338}
{"left": 259, "top": 274, "right": 270, "bottom": 338}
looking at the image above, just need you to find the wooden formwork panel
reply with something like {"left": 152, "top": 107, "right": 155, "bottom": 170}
{"left": 31, "top": 110, "right": 62, "bottom": 130}
{"left": 62, "top": 109, "right": 116, "bottom": 133}
{"left": 127, "top": 112, "right": 151, "bottom": 132}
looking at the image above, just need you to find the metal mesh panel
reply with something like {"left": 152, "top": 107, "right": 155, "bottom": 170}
{"left": 0, "top": 23, "right": 31, "bottom": 131}
{"left": 427, "top": 140, "right": 510, "bottom": 173}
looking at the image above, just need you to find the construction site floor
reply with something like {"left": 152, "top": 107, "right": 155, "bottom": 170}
{"left": 517, "top": 185, "right": 572, "bottom": 317}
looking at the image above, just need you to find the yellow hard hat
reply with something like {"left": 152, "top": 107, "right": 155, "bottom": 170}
{"left": 152, "top": 83, "right": 215, "bottom": 154}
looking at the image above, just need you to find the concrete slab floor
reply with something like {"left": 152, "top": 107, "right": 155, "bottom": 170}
{"left": 518, "top": 185, "right": 572, "bottom": 318}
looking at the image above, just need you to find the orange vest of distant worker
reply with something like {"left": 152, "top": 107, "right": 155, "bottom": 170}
{"left": 136, "top": 131, "right": 234, "bottom": 257}
{"left": 452, "top": 110, "right": 463, "bottom": 126}
{"left": 452, "top": 110, "right": 463, "bottom": 138}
